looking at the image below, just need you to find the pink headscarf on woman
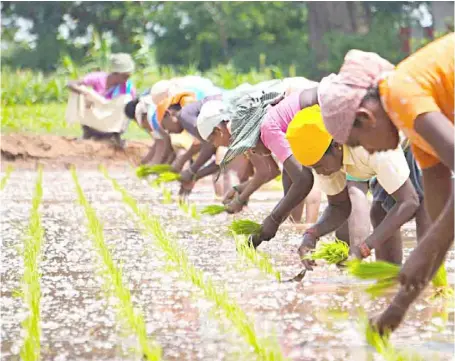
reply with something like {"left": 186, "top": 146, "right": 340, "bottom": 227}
{"left": 318, "top": 50, "right": 395, "bottom": 144}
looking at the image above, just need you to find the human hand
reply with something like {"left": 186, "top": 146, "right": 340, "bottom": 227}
{"left": 172, "top": 157, "right": 186, "bottom": 173}
{"left": 178, "top": 180, "right": 195, "bottom": 201}
{"left": 399, "top": 244, "right": 436, "bottom": 291}
{"left": 180, "top": 168, "right": 196, "bottom": 184}
{"left": 370, "top": 301, "right": 408, "bottom": 336}
{"left": 225, "top": 198, "right": 244, "bottom": 214}
{"left": 223, "top": 187, "right": 237, "bottom": 205}
{"left": 298, "top": 230, "right": 318, "bottom": 270}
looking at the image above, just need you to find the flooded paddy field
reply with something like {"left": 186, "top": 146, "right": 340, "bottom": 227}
{"left": 1, "top": 167, "right": 454, "bottom": 361}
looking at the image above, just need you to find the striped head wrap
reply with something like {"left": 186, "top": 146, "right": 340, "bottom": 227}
{"left": 219, "top": 80, "right": 286, "bottom": 170}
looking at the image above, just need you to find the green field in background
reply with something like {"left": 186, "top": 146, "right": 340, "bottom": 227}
{"left": 1, "top": 103, "right": 150, "bottom": 140}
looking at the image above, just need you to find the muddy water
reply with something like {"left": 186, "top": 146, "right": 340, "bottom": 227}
{"left": 1, "top": 169, "right": 454, "bottom": 361}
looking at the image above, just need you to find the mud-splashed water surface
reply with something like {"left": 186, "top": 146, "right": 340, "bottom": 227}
{"left": 1, "top": 169, "right": 454, "bottom": 361}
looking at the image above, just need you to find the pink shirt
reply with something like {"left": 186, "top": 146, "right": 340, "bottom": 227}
{"left": 82, "top": 72, "right": 136, "bottom": 99}
{"left": 260, "top": 92, "right": 301, "bottom": 163}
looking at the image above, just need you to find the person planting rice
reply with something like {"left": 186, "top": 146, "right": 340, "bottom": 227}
{"left": 287, "top": 107, "right": 428, "bottom": 267}
{"left": 316, "top": 33, "right": 454, "bottom": 334}
{"left": 198, "top": 99, "right": 282, "bottom": 213}
{"left": 124, "top": 93, "right": 193, "bottom": 166}
{"left": 156, "top": 92, "right": 252, "bottom": 198}
{"left": 67, "top": 53, "right": 136, "bottom": 147}
{"left": 200, "top": 78, "right": 322, "bottom": 244}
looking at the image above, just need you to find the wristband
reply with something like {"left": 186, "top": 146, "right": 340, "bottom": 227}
{"left": 304, "top": 227, "right": 319, "bottom": 239}
{"left": 188, "top": 167, "right": 198, "bottom": 181}
{"left": 233, "top": 185, "right": 241, "bottom": 194}
{"left": 359, "top": 242, "right": 371, "bottom": 258}
{"left": 233, "top": 193, "right": 247, "bottom": 206}
{"left": 270, "top": 213, "right": 282, "bottom": 226}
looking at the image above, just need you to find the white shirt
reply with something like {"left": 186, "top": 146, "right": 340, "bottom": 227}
{"left": 317, "top": 145, "right": 410, "bottom": 196}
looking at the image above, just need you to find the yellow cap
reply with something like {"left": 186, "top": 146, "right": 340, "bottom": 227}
{"left": 285, "top": 105, "right": 333, "bottom": 166}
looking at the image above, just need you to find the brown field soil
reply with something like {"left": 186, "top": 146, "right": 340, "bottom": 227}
{"left": 1, "top": 133, "right": 152, "bottom": 170}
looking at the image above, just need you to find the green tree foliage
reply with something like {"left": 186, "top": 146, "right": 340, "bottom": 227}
{"left": 1, "top": 1, "right": 444, "bottom": 77}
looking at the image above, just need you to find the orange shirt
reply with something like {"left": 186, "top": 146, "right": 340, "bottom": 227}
{"left": 156, "top": 91, "right": 197, "bottom": 123}
{"left": 379, "top": 33, "right": 454, "bottom": 169}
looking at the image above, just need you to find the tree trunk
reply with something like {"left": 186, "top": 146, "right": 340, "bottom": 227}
{"left": 307, "top": 2, "right": 369, "bottom": 75}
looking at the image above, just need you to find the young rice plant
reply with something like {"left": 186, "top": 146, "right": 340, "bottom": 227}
{"left": 70, "top": 167, "right": 162, "bottom": 361}
{"left": 20, "top": 166, "right": 43, "bottom": 361}
{"left": 0, "top": 165, "right": 14, "bottom": 190}
{"left": 233, "top": 233, "right": 281, "bottom": 281}
{"left": 101, "top": 167, "right": 286, "bottom": 361}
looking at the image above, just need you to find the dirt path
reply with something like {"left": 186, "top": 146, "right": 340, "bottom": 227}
{"left": 1, "top": 133, "right": 152, "bottom": 170}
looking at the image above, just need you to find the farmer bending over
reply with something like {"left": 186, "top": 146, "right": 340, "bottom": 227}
{"left": 67, "top": 53, "right": 136, "bottom": 147}
{"left": 287, "top": 108, "right": 428, "bottom": 267}
{"left": 318, "top": 33, "right": 454, "bottom": 334}
{"left": 211, "top": 78, "right": 322, "bottom": 246}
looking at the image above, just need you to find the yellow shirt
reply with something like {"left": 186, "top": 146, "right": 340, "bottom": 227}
{"left": 316, "top": 145, "right": 410, "bottom": 196}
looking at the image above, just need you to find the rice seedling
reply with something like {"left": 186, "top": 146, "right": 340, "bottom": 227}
{"left": 20, "top": 166, "right": 44, "bottom": 361}
{"left": 305, "top": 240, "right": 349, "bottom": 265}
{"left": 101, "top": 168, "right": 286, "bottom": 361}
{"left": 161, "top": 186, "right": 173, "bottom": 204}
{"left": 177, "top": 199, "right": 200, "bottom": 220}
{"left": 0, "top": 165, "right": 13, "bottom": 190}
{"left": 360, "top": 314, "right": 424, "bottom": 361}
{"left": 347, "top": 259, "right": 400, "bottom": 297}
{"left": 70, "top": 167, "right": 162, "bottom": 361}
{"left": 230, "top": 220, "right": 261, "bottom": 236}
{"left": 201, "top": 204, "right": 226, "bottom": 216}
{"left": 150, "top": 172, "right": 181, "bottom": 187}
{"left": 136, "top": 164, "right": 174, "bottom": 178}
{"left": 429, "top": 265, "right": 454, "bottom": 301}
{"left": 233, "top": 233, "right": 281, "bottom": 281}
{"left": 349, "top": 259, "right": 453, "bottom": 300}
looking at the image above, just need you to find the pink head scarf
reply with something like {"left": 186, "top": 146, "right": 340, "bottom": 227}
{"left": 318, "top": 50, "right": 395, "bottom": 144}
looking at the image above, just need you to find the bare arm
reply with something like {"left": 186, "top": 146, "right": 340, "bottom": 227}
{"left": 299, "top": 87, "right": 319, "bottom": 109}
{"left": 173, "top": 140, "right": 201, "bottom": 172}
{"left": 151, "top": 133, "right": 174, "bottom": 165}
{"left": 270, "top": 155, "right": 313, "bottom": 222}
{"left": 67, "top": 79, "right": 85, "bottom": 94}
{"left": 189, "top": 142, "right": 217, "bottom": 173}
{"left": 366, "top": 179, "right": 420, "bottom": 250}
{"left": 236, "top": 153, "right": 280, "bottom": 203}
{"left": 414, "top": 112, "right": 454, "bottom": 172}
{"left": 311, "top": 188, "right": 352, "bottom": 239}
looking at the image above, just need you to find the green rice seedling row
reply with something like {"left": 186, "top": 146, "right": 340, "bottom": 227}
{"left": 70, "top": 167, "right": 162, "bottom": 361}
{"left": 101, "top": 168, "right": 287, "bottom": 361}
{"left": 19, "top": 166, "right": 44, "bottom": 361}
{"left": 0, "top": 165, "right": 14, "bottom": 190}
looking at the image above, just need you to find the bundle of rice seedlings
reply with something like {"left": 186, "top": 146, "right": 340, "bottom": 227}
{"left": 306, "top": 240, "right": 349, "bottom": 264}
{"left": 136, "top": 164, "right": 173, "bottom": 178}
{"left": 347, "top": 260, "right": 400, "bottom": 297}
{"left": 201, "top": 204, "right": 226, "bottom": 216}
{"left": 230, "top": 219, "right": 261, "bottom": 236}
{"left": 151, "top": 171, "right": 181, "bottom": 186}
{"left": 429, "top": 265, "right": 454, "bottom": 301}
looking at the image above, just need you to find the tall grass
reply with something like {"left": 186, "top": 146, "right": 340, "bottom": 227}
{"left": 20, "top": 166, "right": 44, "bottom": 361}
{"left": 70, "top": 167, "right": 162, "bottom": 361}
{"left": 101, "top": 167, "right": 286, "bottom": 361}
{"left": 0, "top": 165, "right": 14, "bottom": 190}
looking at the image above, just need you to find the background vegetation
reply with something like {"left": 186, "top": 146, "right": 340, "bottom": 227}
{"left": 1, "top": 2, "right": 453, "bottom": 138}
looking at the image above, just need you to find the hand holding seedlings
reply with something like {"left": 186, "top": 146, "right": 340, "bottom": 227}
{"left": 298, "top": 229, "right": 318, "bottom": 271}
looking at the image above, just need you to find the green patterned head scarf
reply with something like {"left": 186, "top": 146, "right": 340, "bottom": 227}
{"left": 219, "top": 80, "right": 286, "bottom": 170}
